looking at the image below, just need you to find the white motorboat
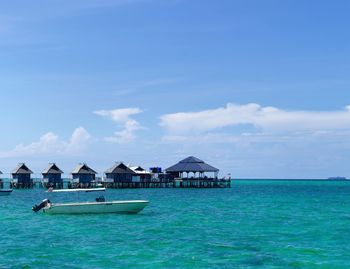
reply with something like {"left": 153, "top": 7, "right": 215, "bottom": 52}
{"left": 32, "top": 188, "right": 149, "bottom": 214}
{"left": 0, "top": 189, "right": 13, "bottom": 196}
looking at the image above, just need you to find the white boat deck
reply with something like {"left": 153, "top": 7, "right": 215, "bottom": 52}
{"left": 53, "top": 200, "right": 148, "bottom": 206}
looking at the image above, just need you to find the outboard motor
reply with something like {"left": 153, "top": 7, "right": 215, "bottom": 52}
{"left": 32, "top": 199, "right": 50, "bottom": 212}
{"left": 96, "top": 196, "right": 105, "bottom": 202}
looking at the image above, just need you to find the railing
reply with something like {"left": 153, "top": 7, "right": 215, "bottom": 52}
{"left": 2, "top": 176, "right": 231, "bottom": 189}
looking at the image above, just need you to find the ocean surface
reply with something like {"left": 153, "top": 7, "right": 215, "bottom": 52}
{"left": 1, "top": 180, "right": 350, "bottom": 269}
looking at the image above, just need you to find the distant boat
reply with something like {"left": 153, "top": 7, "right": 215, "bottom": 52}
{"left": 328, "top": 177, "right": 347, "bottom": 181}
{"left": 0, "top": 189, "right": 13, "bottom": 196}
{"left": 32, "top": 188, "right": 149, "bottom": 214}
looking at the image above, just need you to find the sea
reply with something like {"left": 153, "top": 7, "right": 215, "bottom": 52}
{"left": 1, "top": 180, "right": 350, "bottom": 269}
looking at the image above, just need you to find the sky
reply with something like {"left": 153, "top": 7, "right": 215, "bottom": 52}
{"left": 0, "top": 0, "right": 350, "bottom": 178}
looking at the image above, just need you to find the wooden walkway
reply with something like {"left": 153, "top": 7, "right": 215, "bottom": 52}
{"left": 70, "top": 178, "right": 231, "bottom": 189}
{"left": 92, "top": 179, "right": 230, "bottom": 189}
{"left": 7, "top": 178, "right": 231, "bottom": 189}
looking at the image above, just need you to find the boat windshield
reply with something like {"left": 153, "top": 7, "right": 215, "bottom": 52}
{"left": 47, "top": 188, "right": 106, "bottom": 193}
{"left": 45, "top": 188, "right": 107, "bottom": 203}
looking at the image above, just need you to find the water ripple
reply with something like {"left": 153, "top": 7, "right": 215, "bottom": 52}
{"left": 1, "top": 182, "right": 350, "bottom": 268}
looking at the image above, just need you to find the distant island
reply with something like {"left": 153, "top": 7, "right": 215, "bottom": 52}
{"left": 328, "top": 177, "right": 347, "bottom": 181}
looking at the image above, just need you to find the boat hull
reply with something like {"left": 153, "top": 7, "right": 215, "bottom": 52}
{"left": 0, "top": 190, "right": 13, "bottom": 196}
{"left": 43, "top": 200, "right": 149, "bottom": 214}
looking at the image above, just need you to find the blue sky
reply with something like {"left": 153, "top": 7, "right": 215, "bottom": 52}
{"left": 0, "top": 0, "right": 350, "bottom": 178}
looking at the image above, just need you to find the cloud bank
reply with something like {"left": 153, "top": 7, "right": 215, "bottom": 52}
{"left": 0, "top": 127, "right": 91, "bottom": 158}
{"left": 160, "top": 103, "right": 350, "bottom": 135}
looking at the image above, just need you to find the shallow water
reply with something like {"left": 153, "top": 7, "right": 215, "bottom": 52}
{"left": 1, "top": 180, "right": 350, "bottom": 268}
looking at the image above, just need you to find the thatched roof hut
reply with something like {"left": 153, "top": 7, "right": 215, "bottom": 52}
{"left": 72, "top": 163, "right": 97, "bottom": 183}
{"left": 105, "top": 162, "right": 136, "bottom": 183}
{"left": 11, "top": 163, "right": 33, "bottom": 184}
{"left": 42, "top": 163, "right": 64, "bottom": 184}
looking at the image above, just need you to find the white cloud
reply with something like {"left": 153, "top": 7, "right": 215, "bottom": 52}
{"left": 65, "top": 127, "right": 92, "bottom": 153}
{"left": 94, "top": 108, "right": 142, "bottom": 122}
{"left": 160, "top": 103, "right": 350, "bottom": 135}
{"left": 94, "top": 108, "right": 143, "bottom": 144}
{"left": 0, "top": 127, "right": 91, "bottom": 158}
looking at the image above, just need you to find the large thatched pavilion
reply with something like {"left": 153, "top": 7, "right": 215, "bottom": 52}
{"left": 166, "top": 156, "right": 219, "bottom": 179}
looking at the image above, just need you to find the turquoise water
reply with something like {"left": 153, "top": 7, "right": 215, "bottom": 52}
{"left": 1, "top": 180, "right": 350, "bottom": 268}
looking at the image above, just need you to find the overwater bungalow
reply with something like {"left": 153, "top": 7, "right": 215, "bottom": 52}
{"left": 42, "top": 163, "right": 64, "bottom": 188}
{"left": 11, "top": 163, "right": 33, "bottom": 188}
{"left": 0, "top": 170, "right": 3, "bottom": 188}
{"left": 105, "top": 162, "right": 136, "bottom": 183}
{"left": 71, "top": 163, "right": 97, "bottom": 187}
{"left": 165, "top": 156, "right": 230, "bottom": 188}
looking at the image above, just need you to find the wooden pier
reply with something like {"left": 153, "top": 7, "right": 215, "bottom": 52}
{"left": 6, "top": 177, "right": 231, "bottom": 189}
{"left": 68, "top": 178, "right": 231, "bottom": 189}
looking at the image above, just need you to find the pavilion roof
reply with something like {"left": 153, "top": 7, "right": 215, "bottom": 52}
{"left": 12, "top": 163, "right": 33, "bottom": 174}
{"left": 71, "top": 163, "right": 97, "bottom": 175}
{"left": 105, "top": 162, "right": 136, "bottom": 174}
{"left": 42, "top": 163, "right": 63, "bottom": 174}
{"left": 166, "top": 156, "right": 219, "bottom": 173}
